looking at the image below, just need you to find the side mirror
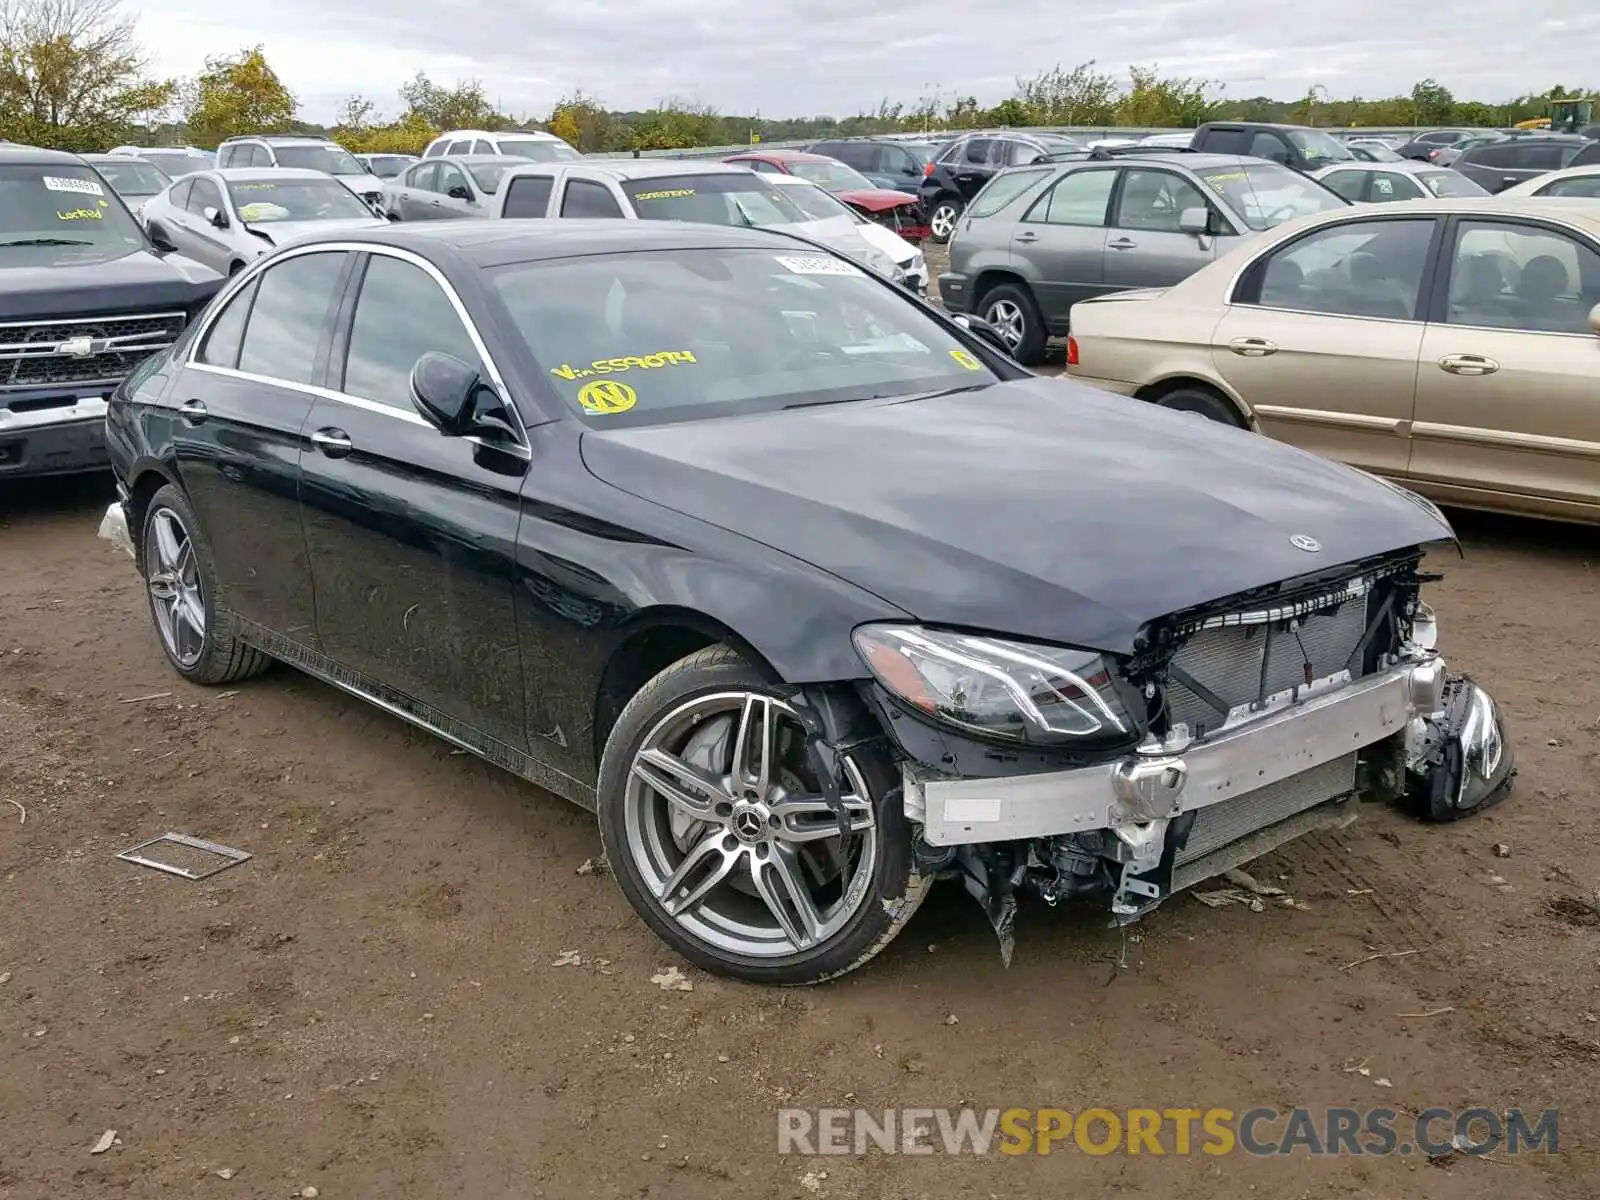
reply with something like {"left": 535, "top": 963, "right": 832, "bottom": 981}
{"left": 1178, "top": 206, "right": 1210, "bottom": 235}
{"left": 409, "top": 351, "right": 518, "bottom": 441}
{"left": 1589, "top": 302, "right": 1600, "bottom": 336}
{"left": 447, "top": 185, "right": 473, "bottom": 202}
{"left": 204, "top": 206, "right": 228, "bottom": 229}
{"left": 952, "top": 314, "right": 1015, "bottom": 359}
{"left": 148, "top": 228, "right": 178, "bottom": 253}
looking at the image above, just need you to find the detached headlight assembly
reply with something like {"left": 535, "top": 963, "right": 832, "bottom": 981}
{"left": 853, "top": 624, "right": 1137, "bottom": 748}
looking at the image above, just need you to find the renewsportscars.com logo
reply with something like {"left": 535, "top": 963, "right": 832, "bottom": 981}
{"left": 776, "top": 1107, "right": 1559, "bottom": 1158}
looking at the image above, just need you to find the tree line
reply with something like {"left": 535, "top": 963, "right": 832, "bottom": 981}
{"left": 0, "top": 0, "right": 1591, "bottom": 156}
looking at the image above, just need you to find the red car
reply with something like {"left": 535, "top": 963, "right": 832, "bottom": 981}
{"left": 722, "top": 150, "right": 931, "bottom": 241}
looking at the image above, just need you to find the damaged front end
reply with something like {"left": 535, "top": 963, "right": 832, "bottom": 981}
{"left": 860, "top": 550, "right": 1515, "bottom": 963}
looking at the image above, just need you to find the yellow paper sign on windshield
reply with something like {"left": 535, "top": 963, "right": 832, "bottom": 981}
{"left": 578, "top": 379, "right": 637, "bottom": 414}
{"left": 949, "top": 348, "right": 982, "bottom": 371}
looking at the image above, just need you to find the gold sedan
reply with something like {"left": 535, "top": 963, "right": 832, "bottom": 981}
{"left": 1065, "top": 198, "right": 1600, "bottom": 524}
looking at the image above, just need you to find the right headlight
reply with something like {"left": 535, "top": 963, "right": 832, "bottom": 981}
{"left": 853, "top": 624, "right": 1137, "bottom": 748}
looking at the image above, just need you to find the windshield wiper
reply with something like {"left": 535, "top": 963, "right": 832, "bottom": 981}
{"left": 784, "top": 383, "right": 990, "bottom": 412}
{"left": 0, "top": 237, "right": 95, "bottom": 247}
{"left": 729, "top": 197, "right": 756, "bottom": 227}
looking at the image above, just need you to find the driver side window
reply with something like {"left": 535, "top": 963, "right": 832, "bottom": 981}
{"left": 340, "top": 255, "right": 483, "bottom": 409}
{"left": 436, "top": 164, "right": 470, "bottom": 198}
{"left": 186, "top": 178, "right": 222, "bottom": 215}
{"left": 1321, "top": 171, "right": 1369, "bottom": 203}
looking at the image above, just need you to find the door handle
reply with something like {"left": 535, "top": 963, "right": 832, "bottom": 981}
{"left": 1108, "top": 237, "right": 1137, "bottom": 250}
{"left": 1438, "top": 353, "right": 1499, "bottom": 376}
{"left": 178, "top": 398, "right": 207, "bottom": 422}
{"left": 1228, "top": 337, "right": 1277, "bottom": 357}
{"left": 310, "top": 428, "right": 354, "bottom": 457}
{"left": 1015, "top": 231, "right": 1039, "bottom": 243}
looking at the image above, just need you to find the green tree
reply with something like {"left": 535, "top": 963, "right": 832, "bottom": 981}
{"left": 0, "top": 0, "right": 178, "bottom": 149}
{"left": 1014, "top": 61, "right": 1119, "bottom": 126}
{"left": 184, "top": 45, "right": 296, "bottom": 146}
{"left": 1117, "top": 66, "right": 1211, "bottom": 127}
{"left": 1409, "top": 77, "right": 1455, "bottom": 125}
{"left": 398, "top": 71, "right": 502, "bottom": 131}
{"left": 547, "top": 89, "right": 611, "bottom": 151}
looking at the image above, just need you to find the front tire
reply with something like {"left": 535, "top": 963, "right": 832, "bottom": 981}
{"left": 981, "top": 283, "right": 1048, "bottom": 366}
{"left": 597, "top": 646, "right": 928, "bottom": 985}
{"left": 928, "top": 196, "right": 964, "bottom": 243}
{"left": 140, "top": 484, "right": 271, "bottom": 685}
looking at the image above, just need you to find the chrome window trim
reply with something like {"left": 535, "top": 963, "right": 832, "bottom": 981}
{"left": 184, "top": 240, "right": 530, "bottom": 457}
{"left": 184, "top": 240, "right": 528, "bottom": 438}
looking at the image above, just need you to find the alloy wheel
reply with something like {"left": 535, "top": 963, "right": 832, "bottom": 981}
{"left": 622, "top": 691, "right": 879, "bottom": 959}
{"left": 930, "top": 203, "right": 958, "bottom": 239}
{"left": 145, "top": 506, "right": 206, "bottom": 668}
{"left": 985, "top": 298, "right": 1027, "bottom": 350}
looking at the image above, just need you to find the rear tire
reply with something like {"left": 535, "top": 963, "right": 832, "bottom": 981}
{"left": 140, "top": 484, "right": 271, "bottom": 685}
{"left": 1153, "top": 386, "right": 1246, "bottom": 427}
{"left": 980, "top": 283, "right": 1048, "bottom": 366}
{"left": 597, "top": 646, "right": 928, "bottom": 985}
{"left": 928, "top": 196, "right": 964, "bottom": 244}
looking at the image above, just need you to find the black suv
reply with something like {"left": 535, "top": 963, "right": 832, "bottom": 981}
{"left": 1451, "top": 136, "right": 1591, "bottom": 193}
{"left": 919, "top": 130, "right": 1085, "bottom": 242}
{"left": 1189, "top": 122, "right": 1357, "bottom": 173}
{"left": 0, "top": 144, "right": 221, "bottom": 479}
{"left": 806, "top": 136, "right": 942, "bottom": 194}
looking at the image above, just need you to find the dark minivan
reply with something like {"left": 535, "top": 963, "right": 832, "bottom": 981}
{"left": 808, "top": 137, "right": 941, "bottom": 194}
{"left": 1190, "top": 122, "right": 1356, "bottom": 173}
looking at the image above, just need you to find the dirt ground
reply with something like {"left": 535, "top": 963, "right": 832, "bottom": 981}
{"left": 2, "top": 465, "right": 1598, "bottom": 1199}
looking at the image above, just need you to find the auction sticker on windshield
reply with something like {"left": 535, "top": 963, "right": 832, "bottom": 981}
{"left": 949, "top": 349, "right": 983, "bottom": 371}
{"left": 577, "top": 380, "right": 638, "bottom": 414}
{"left": 57, "top": 207, "right": 104, "bottom": 221}
{"left": 549, "top": 351, "right": 697, "bottom": 381}
{"left": 43, "top": 176, "right": 105, "bottom": 197}
{"left": 775, "top": 254, "right": 861, "bottom": 276}
{"left": 634, "top": 189, "right": 696, "bottom": 201}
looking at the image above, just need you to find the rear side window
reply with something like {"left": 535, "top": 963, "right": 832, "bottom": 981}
{"left": 423, "top": 141, "right": 445, "bottom": 158}
{"left": 473, "top": 139, "right": 493, "bottom": 154}
{"left": 404, "top": 162, "right": 438, "bottom": 191}
{"left": 1539, "top": 175, "right": 1600, "bottom": 198}
{"left": 1321, "top": 171, "right": 1369, "bottom": 202}
{"left": 197, "top": 278, "right": 258, "bottom": 369}
{"left": 1198, "top": 128, "right": 1248, "bottom": 155}
{"left": 236, "top": 251, "right": 349, "bottom": 384}
{"left": 1464, "top": 144, "right": 1515, "bottom": 168}
{"left": 963, "top": 138, "right": 996, "bottom": 165}
{"left": 167, "top": 179, "right": 193, "bottom": 208}
{"left": 967, "top": 167, "right": 1053, "bottom": 218}
{"left": 1026, "top": 169, "right": 1116, "bottom": 226}
{"left": 501, "top": 174, "right": 554, "bottom": 217}
{"left": 561, "top": 179, "right": 624, "bottom": 218}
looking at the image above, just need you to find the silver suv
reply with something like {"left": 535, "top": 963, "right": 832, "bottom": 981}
{"left": 938, "top": 150, "right": 1348, "bottom": 364}
{"left": 215, "top": 136, "right": 386, "bottom": 212}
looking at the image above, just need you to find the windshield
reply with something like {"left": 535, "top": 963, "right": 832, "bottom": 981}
{"left": 1418, "top": 170, "right": 1488, "bottom": 198}
{"left": 271, "top": 145, "right": 367, "bottom": 176}
{"left": 901, "top": 142, "right": 940, "bottom": 164}
{"left": 91, "top": 159, "right": 169, "bottom": 197}
{"left": 1286, "top": 128, "right": 1355, "bottom": 165}
{"left": 465, "top": 161, "right": 512, "bottom": 193}
{"left": 0, "top": 164, "right": 146, "bottom": 251}
{"left": 622, "top": 174, "right": 810, "bottom": 226}
{"left": 497, "top": 138, "right": 582, "bottom": 162}
{"left": 226, "top": 178, "right": 373, "bottom": 222}
{"left": 139, "top": 151, "right": 209, "bottom": 178}
{"left": 490, "top": 247, "right": 998, "bottom": 427}
{"left": 367, "top": 155, "right": 413, "bottom": 178}
{"left": 773, "top": 181, "right": 861, "bottom": 222}
{"left": 1199, "top": 163, "right": 1348, "bottom": 230}
{"left": 1033, "top": 133, "right": 1086, "bottom": 153}
{"left": 786, "top": 159, "right": 876, "bottom": 191}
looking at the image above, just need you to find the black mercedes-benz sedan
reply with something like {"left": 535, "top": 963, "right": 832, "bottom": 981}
{"left": 101, "top": 221, "right": 1514, "bottom": 984}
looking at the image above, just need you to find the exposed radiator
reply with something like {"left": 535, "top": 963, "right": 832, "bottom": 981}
{"left": 1166, "top": 600, "right": 1368, "bottom": 732}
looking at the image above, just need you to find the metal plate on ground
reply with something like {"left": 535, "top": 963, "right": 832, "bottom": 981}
{"left": 116, "top": 833, "right": 252, "bottom": 880}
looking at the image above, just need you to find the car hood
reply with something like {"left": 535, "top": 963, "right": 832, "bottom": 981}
{"left": 835, "top": 187, "right": 920, "bottom": 211}
{"left": 0, "top": 246, "right": 221, "bottom": 320}
{"left": 243, "top": 217, "right": 392, "bottom": 246}
{"left": 579, "top": 378, "right": 1452, "bottom": 653}
{"left": 855, "top": 221, "right": 919, "bottom": 266}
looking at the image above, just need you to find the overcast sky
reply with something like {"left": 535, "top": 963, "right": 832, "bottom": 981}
{"left": 135, "top": 0, "right": 1600, "bottom": 125}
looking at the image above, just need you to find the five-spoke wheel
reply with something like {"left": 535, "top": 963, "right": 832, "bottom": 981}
{"left": 599, "top": 647, "right": 927, "bottom": 984}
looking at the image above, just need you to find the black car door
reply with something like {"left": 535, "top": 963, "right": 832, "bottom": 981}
{"left": 296, "top": 248, "right": 529, "bottom": 752}
{"left": 174, "top": 249, "right": 354, "bottom": 649}
{"left": 953, "top": 138, "right": 1000, "bottom": 200}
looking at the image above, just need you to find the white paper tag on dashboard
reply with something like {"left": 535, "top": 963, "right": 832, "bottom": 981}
{"left": 774, "top": 254, "right": 860, "bottom": 276}
{"left": 43, "top": 175, "right": 105, "bottom": 196}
